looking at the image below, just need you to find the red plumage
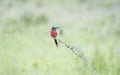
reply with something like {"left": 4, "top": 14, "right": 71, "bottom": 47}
{"left": 51, "top": 30, "right": 57, "bottom": 38}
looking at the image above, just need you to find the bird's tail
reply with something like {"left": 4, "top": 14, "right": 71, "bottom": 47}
{"left": 54, "top": 38, "right": 59, "bottom": 48}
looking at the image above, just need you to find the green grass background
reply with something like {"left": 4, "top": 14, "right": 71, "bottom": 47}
{"left": 0, "top": 0, "right": 120, "bottom": 75}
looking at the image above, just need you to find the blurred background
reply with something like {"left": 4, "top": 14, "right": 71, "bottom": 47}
{"left": 0, "top": 0, "right": 120, "bottom": 75}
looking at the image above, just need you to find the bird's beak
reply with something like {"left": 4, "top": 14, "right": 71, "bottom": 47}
{"left": 56, "top": 27, "right": 59, "bottom": 29}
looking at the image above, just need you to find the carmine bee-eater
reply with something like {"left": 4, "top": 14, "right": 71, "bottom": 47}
{"left": 50, "top": 26, "right": 59, "bottom": 48}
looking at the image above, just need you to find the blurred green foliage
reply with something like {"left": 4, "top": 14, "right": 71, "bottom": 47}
{"left": 0, "top": 0, "right": 120, "bottom": 75}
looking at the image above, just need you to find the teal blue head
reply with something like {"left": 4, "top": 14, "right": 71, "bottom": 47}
{"left": 52, "top": 26, "right": 59, "bottom": 31}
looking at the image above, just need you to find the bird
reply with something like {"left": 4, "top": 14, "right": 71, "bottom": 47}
{"left": 50, "top": 26, "right": 59, "bottom": 48}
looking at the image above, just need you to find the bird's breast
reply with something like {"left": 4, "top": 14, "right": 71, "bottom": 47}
{"left": 51, "top": 30, "right": 57, "bottom": 37}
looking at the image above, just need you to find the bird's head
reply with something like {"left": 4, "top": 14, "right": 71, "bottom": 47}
{"left": 52, "top": 26, "right": 59, "bottom": 31}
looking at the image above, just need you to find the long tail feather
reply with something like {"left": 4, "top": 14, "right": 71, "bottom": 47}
{"left": 54, "top": 38, "right": 58, "bottom": 48}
